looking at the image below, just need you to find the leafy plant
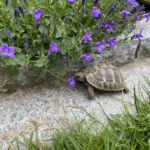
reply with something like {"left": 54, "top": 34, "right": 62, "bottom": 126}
{"left": 0, "top": 0, "right": 146, "bottom": 85}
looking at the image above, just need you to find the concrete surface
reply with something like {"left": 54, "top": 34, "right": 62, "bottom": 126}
{"left": 0, "top": 58, "right": 150, "bottom": 149}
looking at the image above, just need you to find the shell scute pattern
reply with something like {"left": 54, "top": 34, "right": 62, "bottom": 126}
{"left": 86, "top": 63, "right": 125, "bottom": 91}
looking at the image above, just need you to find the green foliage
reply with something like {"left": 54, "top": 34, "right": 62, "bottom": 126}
{"left": 5, "top": 66, "right": 19, "bottom": 77}
{"left": 0, "top": 0, "right": 145, "bottom": 80}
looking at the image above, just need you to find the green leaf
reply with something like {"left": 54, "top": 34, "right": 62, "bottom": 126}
{"left": 71, "top": 27, "right": 77, "bottom": 33}
{"left": 21, "top": 34, "right": 29, "bottom": 39}
{"left": 64, "top": 38, "right": 72, "bottom": 47}
{"left": 0, "top": 28, "right": 10, "bottom": 39}
{"left": 39, "top": 25, "right": 47, "bottom": 33}
{"left": 55, "top": 25, "right": 64, "bottom": 38}
{"left": 9, "top": 54, "right": 26, "bottom": 66}
{"left": 60, "top": 46, "right": 66, "bottom": 55}
{"left": 47, "top": 61, "right": 62, "bottom": 73}
{"left": 15, "top": 47, "right": 22, "bottom": 53}
{"left": 29, "top": 66, "right": 41, "bottom": 77}
{"left": 34, "top": 58, "right": 49, "bottom": 67}
{"left": 58, "top": 0, "right": 66, "bottom": 8}
{"left": 45, "top": 18, "right": 50, "bottom": 26}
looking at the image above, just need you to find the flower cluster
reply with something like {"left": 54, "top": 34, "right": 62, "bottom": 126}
{"left": 0, "top": 0, "right": 147, "bottom": 87}
{"left": 143, "top": 12, "right": 150, "bottom": 22}
{"left": 67, "top": 76, "right": 75, "bottom": 87}
{"left": 34, "top": 9, "right": 42, "bottom": 21}
{"left": 95, "top": 40, "right": 106, "bottom": 54}
{"left": 133, "top": 28, "right": 143, "bottom": 42}
{"left": 100, "top": 19, "right": 115, "bottom": 32}
{"left": 120, "top": 10, "right": 130, "bottom": 19}
{"left": 90, "top": 7, "right": 101, "bottom": 18}
{"left": 80, "top": 54, "right": 90, "bottom": 62}
{"left": 81, "top": 29, "right": 93, "bottom": 45}
{"left": 48, "top": 42, "right": 60, "bottom": 55}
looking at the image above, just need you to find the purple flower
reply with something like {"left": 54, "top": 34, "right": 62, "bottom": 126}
{"left": 80, "top": 53, "right": 90, "bottom": 62}
{"left": 36, "top": 22, "right": 40, "bottom": 29}
{"left": 60, "top": 56, "right": 66, "bottom": 59}
{"left": 120, "top": 10, "right": 130, "bottom": 19}
{"left": 14, "top": 8, "right": 18, "bottom": 18}
{"left": 117, "top": 130, "right": 122, "bottom": 134}
{"left": 138, "top": 6, "right": 145, "bottom": 13}
{"left": 54, "top": 14, "right": 57, "bottom": 19}
{"left": 25, "top": 43, "right": 29, "bottom": 50}
{"left": 128, "top": 24, "right": 134, "bottom": 32}
{"left": 34, "top": 9, "right": 42, "bottom": 21}
{"left": 107, "top": 37, "right": 117, "bottom": 49}
{"left": 81, "top": 8, "right": 86, "bottom": 18}
{"left": 90, "top": 7, "right": 101, "bottom": 18}
{"left": 67, "top": 76, "right": 75, "bottom": 88}
{"left": 10, "top": 37, "right": 13, "bottom": 44}
{"left": 5, "top": 0, "right": 8, "bottom": 5}
{"left": 95, "top": 40, "right": 106, "bottom": 54}
{"left": 82, "top": 0, "right": 85, "bottom": 5}
{"left": 133, "top": 28, "right": 143, "bottom": 42}
{"left": 143, "top": 12, "right": 150, "bottom": 22}
{"left": 65, "top": 16, "right": 68, "bottom": 24}
{"left": 48, "top": 41, "right": 60, "bottom": 55}
{"left": 100, "top": 19, "right": 115, "bottom": 32}
{"left": 8, "top": 31, "right": 10, "bottom": 36}
{"left": 86, "top": 45, "right": 93, "bottom": 49}
{"left": 28, "top": 10, "right": 34, "bottom": 14}
{"left": 126, "top": 0, "right": 135, "bottom": 5}
{"left": 107, "top": 2, "right": 118, "bottom": 15}
{"left": 132, "top": 15, "right": 142, "bottom": 21}
{"left": 19, "top": 19, "right": 22, "bottom": 24}
{"left": 81, "top": 29, "right": 93, "bottom": 45}
{"left": 95, "top": 25, "right": 99, "bottom": 32}
{"left": 68, "top": 0, "right": 75, "bottom": 4}
{"left": 18, "top": 5, "right": 25, "bottom": 16}
{"left": 41, "top": 70, "right": 46, "bottom": 75}
{"left": 40, "top": 31, "right": 45, "bottom": 39}
{"left": 0, "top": 43, "right": 16, "bottom": 58}
{"left": 93, "top": 0, "right": 99, "bottom": 4}
{"left": 118, "top": 19, "right": 125, "bottom": 25}
{"left": 131, "top": 3, "right": 139, "bottom": 10}
{"left": 24, "top": 0, "right": 27, "bottom": 3}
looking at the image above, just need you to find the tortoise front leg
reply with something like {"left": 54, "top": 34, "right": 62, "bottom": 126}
{"left": 123, "top": 87, "right": 129, "bottom": 94}
{"left": 85, "top": 82, "right": 95, "bottom": 100}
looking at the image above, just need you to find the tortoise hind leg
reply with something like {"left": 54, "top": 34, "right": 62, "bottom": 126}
{"left": 88, "top": 85, "right": 95, "bottom": 100}
{"left": 123, "top": 87, "right": 129, "bottom": 94}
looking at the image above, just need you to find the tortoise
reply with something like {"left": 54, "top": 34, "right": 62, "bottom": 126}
{"left": 74, "top": 63, "right": 128, "bottom": 99}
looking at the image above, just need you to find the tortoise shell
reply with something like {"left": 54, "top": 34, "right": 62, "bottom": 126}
{"left": 85, "top": 63, "right": 125, "bottom": 91}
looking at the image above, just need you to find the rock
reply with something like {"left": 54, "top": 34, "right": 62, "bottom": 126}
{"left": 137, "top": 0, "right": 150, "bottom": 7}
{"left": 90, "top": 18, "right": 150, "bottom": 66}
{"left": 0, "top": 65, "right": 49, "bottom": 93}
{"left": 90, "top": 39, "right": 138, "bottom": 67}
{"left": 131, "top": 18, "right": 150, "bottom": 58}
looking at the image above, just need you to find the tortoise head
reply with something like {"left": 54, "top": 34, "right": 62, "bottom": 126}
{"left": 74, "top": 72, "right": 86, "bottom": 82}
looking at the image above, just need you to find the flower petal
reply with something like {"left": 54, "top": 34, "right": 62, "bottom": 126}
{"left": 9, "top": 46, "right": 16, "bottom": 51}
